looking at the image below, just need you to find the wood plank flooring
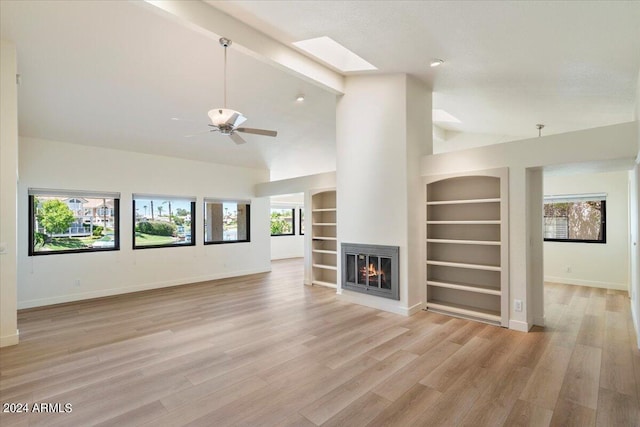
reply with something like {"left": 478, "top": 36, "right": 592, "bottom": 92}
{"left": 1, "top": 259, "right": 639, "bottom": 426}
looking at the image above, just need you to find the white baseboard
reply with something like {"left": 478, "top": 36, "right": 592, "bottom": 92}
{"left": 544, "top": 276, "right": 627, "bottom": 291}
{"left": 337, "top": 290, "right": 418, "bottom": 316}
{"left": 509, "top": 319, "right": 531, "bottom": 332}
{"left": 533, "top": 316, "right": 545, "bottom": 327}
{"left": 406, "top": 302, "right": 423, "bottom": 316}
{"left": 0, "top": 330, "right": 19, "bottom": 347}
{"left": 17, "top": 267, "right": 271, "bottom": 309}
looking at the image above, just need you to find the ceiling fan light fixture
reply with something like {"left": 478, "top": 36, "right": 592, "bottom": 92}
{"left": 208, "top": 108, "right": 247, "bottom": 128}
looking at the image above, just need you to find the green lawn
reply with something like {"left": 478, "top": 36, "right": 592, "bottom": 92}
{"left": 35, "top": 236, "right": 95, "bottom": 252}
{"left": 34, "top": 233, "right": 183, "bottom": 251}
{"left": 134, "top": 232, "right": 177, "bottom": 246}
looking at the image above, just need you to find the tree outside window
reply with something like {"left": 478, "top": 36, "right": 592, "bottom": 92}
{"left": 133, "top": 196, "right": 195, "bottom": 249}
{"left": 270, "top": 208, "right": 294, "bottom": 236}
{"left": 29, "top": 191, "right": 120, "bottom": 255}
{"left": 543, "top": 196, "right": 606, "bottom": 243}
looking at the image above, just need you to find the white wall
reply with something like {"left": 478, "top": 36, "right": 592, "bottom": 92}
{"left": 18, "top": 137, "right": 271, "bottom": 308}
{"left": 336, "top": 74, "right": 431, "bottom": 315}
{"left": 270, "top": 203, "right": 304, "bottom": 260}
{"left": 255, "top": 173, "right": 337, "bottom": 285}
{"left": 631, "top": 69, "right": 640, "bottom": 347}
{"left": 630, "top": 162, "right": 639, "bottom": 338}
{"left": 0, "top": 41, "right": 19, "bottom": 346}
{"left": 422, "top": 121, "right": 638, "bottom": 331}
{"left": 543, "top": 171, "right": 630, "bottom": 290}
{"left": 434, "top": 130, "right": 526, "bottom": 154}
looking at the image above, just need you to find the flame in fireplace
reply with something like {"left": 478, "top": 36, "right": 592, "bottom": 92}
{"left": 360, "top": 263, "right": 385, "bottom": 279}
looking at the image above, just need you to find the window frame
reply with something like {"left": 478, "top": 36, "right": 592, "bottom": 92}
{"left": 132, "top": 196, "right": 196, "bottom": 250}
{"left": 543, "top": 196, "right": 606, "bottom": 244}
{"left": 270, "top": 207, "right": 295, "bottom": 237}
{"left": 203, "top": 200, "right": 251, "bottom": 245}
{"left": 28, "top": 191, "right": 120, "bottom": 256}
{"left": 299, "top": 208, "right": 305, "bottom": 235}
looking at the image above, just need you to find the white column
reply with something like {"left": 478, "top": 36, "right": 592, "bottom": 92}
{"left": 0, "top": 40, "right": 19, "bottom": 347}
{"left": 527, "top": 168, "right": 544, "bottom": 327}
{"left": 336, "top": 74, "right": 431, "bottom": 315}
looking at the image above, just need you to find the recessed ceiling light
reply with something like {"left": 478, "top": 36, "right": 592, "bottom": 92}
{"left": 433, "top": 109, "right": 461, "bottom": 123}
{"left": 293, "top": 36, "right": 377, "bottom": 72}
{"left": 296, "top": 95, "right": 305, "bottom": 102}
{"left": 430, "top": 59, "right": 444, "bottom": 68}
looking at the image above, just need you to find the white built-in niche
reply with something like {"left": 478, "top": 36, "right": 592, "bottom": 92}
{"left": 424, "top": 168, "right": 509, "bottom": 326}
{"left": 311, "top": 190, "right": 337, "bottom": 288}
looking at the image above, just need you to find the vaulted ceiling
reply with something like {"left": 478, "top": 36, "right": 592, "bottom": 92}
{"left": 2, "top": 1, "right": 639, "bottom": 180}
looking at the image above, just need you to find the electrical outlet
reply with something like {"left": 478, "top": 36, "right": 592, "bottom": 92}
{"left": 74, "top": 279, "right": 80, "bottom": 287}
{"left": 565, "top": 265, "right": 572, "bottom": 273}
{"left": 514, "top": 299, "right": 523, "bottom": 312}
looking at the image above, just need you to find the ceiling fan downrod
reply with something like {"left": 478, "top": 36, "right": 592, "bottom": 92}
{"left": 219, "top": 38, "right": 232, "bottom": 109}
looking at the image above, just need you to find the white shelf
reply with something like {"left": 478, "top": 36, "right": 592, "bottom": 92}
{"left": 427, "top": 220, "right": 500, "bottom": 225}
{"left": 425, "top": 170, "right": 508, "bottom": 328}
{"left": 426, "top": 300, "right": 501, "bottom": 323}
{"left": 311, "top": 190, "right": 338, "bottom": 289}
{"left": 427, "top": 280, "right": 501, "bottom": 296}
{"left": 312, "top": 263, "right": 337, "bottom": 271}
{"left": 426, "top": 260, "right": 501, "bottom": 272}
{"left": 312, "top": 249, "right": 337, "bottom": 255}
{"left": 312, "top": 280, "right": 337, "bottom": 289}
{"left": 427, "top": 239, "right": 500, "bottom": 246}
{"left": 426, "top": 198, "right": 500, "bottom": 206}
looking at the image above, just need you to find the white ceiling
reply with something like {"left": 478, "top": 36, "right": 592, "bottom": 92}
{"left": 210, "top": 0, "right": 640, "bottom": 138}
{"left": 0, "top": 0, "right": 337, "bottom": 180}
{"left": 2, "top": 1, "right": 640, "bottom": 181}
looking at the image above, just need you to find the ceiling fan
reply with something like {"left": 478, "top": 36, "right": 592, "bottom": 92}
{"left": 193, "top": 37, "right": 278, "bottom": 145}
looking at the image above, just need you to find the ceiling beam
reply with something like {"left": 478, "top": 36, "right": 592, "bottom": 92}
{"left": 141, "top": 0, "right": 344, "bottom": 94}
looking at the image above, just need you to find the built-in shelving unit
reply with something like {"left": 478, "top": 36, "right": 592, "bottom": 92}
{"left": 311, "top": 190, "right": 337, "bottom": 288}
{"left": 424, "top": 169, "right": 509, "bottom": 326}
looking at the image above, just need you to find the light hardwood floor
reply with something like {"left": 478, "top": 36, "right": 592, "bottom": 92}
{"left": 1, "top": 258, "right": 638, "bottom": 426}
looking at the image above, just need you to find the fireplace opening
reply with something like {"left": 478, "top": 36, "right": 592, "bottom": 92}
{"left": 342, "top": 243, "right": 399, "bottom": 300}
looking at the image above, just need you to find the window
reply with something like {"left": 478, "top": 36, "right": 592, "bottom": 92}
{"left": 204, "top": 200, "right": 250, "bottom": 244}
{"left": 29, "top": 189, "right": 120, "bottom": 255}
{"left": 299, "top": 208, "right": 305, "bottom": 235}
{"left": 543, "top": 194, "right": 606, "bottom": 243}
{"left": 270, "top": 208, "right": 294, "bottom": 236}
{"left": 133, "top": 195, "right": 195, "bottom": 249}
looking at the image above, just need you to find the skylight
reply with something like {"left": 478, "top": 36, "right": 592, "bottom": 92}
{"left": 293, "top": 36, "right": 377, "bottom": 73}
{"left": 433, "top": 109, "right": 461, "bottom": 123}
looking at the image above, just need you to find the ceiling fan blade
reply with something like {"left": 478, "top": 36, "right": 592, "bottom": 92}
{"left": 225, "top": 111, "right": 240, "bottom": 126}
{"left": 236, "top": 127, "right": 278, "bottom": 137}
{"left": 229, "top": 133, "right": 247, "bottom": 145}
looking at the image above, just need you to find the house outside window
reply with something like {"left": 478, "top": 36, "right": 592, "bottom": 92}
{"left": 543, "top": 193, "right": 606, "bottom": 243}
{"left": 29, "top": 189, "right": 120, "bottom": 255}
{"left": 204, "top": 199, "right": 251, "bottom": 244}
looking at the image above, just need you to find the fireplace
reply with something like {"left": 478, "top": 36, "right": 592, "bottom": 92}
{"left": 341, "top": 243, "right": 399, "bottom": 300}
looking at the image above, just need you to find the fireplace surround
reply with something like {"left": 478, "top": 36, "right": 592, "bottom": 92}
{"left": 341, "top": 243, "right": 399, "bottom": 300}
